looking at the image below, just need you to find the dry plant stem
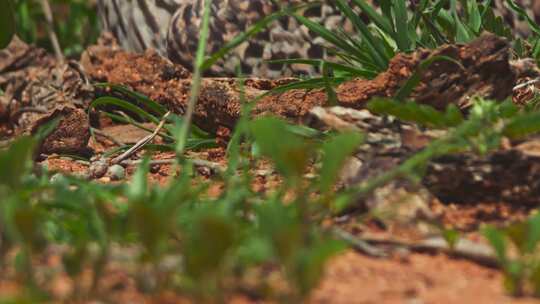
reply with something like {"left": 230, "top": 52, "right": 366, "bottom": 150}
{"left": 121, "top": 157, "right": 225, "bottom": 173}
{"left": 513, "top": 77, "right": 540, "bottom": 91}
{"left": 39, "top": 0, "right": 64, "bottom": 63}
{"left": 333, "top": 228, "right": 388, "bottom": 258}
{"left": 110, "top": 111, "right": 170, "bottom": 164}
{"left": 342, "top": 231, "right": 499, "bottom": 268}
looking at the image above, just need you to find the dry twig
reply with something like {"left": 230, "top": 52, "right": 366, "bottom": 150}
{"left": 110, "top": 112, "right": 170, "bottom": 165}
{"left": 39, "top": 0, "right": 64, "bottom": 63}
{"left": 335, "top": 229, "right": 498, "bottom": 268}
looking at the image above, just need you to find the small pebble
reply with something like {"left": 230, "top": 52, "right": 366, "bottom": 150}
{"left": 107, "top": 164, "right": 126, "bottom": 181}
{"left": 88, "top": 159, "right": 108, "bottom": 178}
{"left": 50, "top": 173, "right": 65, "bottom": 184}
{"left": 99, "top": 176, "right": 111, "bottom": 183}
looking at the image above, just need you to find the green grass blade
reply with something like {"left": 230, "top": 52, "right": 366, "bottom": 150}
{"left": 268, "top": 77, "right": 347, "bottom": 96}
{"left": 503, "top": 111, "right": 540, "bottom": 139}
{"left": 268, "top": 59, "right": 377, "bottom": 78}
{"left": 293, "top": 14, "right": 363, "bottom": 62}
{"left": 90, "top": 97, "right": 161, "bottom": 124}
{"left": 95, "top": 83, "right": 168, "bottom": 116}
{"left": 334, "top": 0, "right": 389, "bottom": 69}
{"left": 351, "top": 0, "right": 394, "bottom": 35}
{"left": 176, "top": 0, "right": 212, "bottom": 154}
{"left": 379, "top": 0, "right": 395, "bottom": 29}
{"left": 103, "top": 112, "right": 174, "bottom": 141}
{"left": 322, "top": 62, "right": 338, "bottom": 106}
{"left": 466, "top": 0, "right": 482, "bottom": 33}
{"left": 393, "top": 0, "right": 412, "bottom": 51}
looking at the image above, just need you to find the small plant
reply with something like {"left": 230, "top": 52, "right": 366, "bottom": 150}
{"left": 89, "top": 84, "right": 217, "bottom": 154}
{"left": 484, "top": 213, "right": 540, "bottom": 296}
{"left": 284, "top": 0, "right": 536, "bottom": 84}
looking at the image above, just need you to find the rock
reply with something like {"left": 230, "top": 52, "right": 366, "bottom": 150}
{"left": 107, "top": 164, "right": 126, "bottom": 181}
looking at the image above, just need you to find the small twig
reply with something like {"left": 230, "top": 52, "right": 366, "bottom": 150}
{"left": 344, "top": 232, "right": 499, "bottom": 268}
{"left": 39, "top": 0, "right": 64, "bottom": 63}
{"left": 120, "top": 157, "right": 225, "bottom": 173}
{"left": 333, "top": 228, "right": 388, "bottom": 258}
{"left": 110, "top": 112, "right": 170, "bottom": 165}
{"left": 513, "top": 77, "right": 540, "bottom": 91}
{"left": 10, "top": 106, "right": 48, "bottom": 119}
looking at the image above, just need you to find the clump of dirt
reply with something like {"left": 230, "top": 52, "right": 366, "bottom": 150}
{"left": 0, "top": 36, "right": 94, "bottom": 156}
{"left": 80, "top": 33, "right": 523, "bottom": 135}
{"left": 31, "top": 106, "right": 90, "bottom": 155}
{"left": 338, "top": 33, "right": 517, "bottom": 109}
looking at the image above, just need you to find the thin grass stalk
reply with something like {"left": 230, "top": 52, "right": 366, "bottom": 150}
{"left": 175, "top": 0, "right": 212, "bottom": 155}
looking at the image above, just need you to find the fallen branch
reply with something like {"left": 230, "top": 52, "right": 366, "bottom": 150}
{"left": 336, "top": 229, "right": 499, "bottom": 268}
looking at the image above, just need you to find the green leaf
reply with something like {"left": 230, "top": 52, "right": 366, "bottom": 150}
{"left": 351, "top": 0, "right": 394, "bottom": 35}
{"left": 442, "top": 228, "right": 460, "bottom": 250}
{"left": 95, "top": 83, "right": 168, "bottom": 116}
{"left": 322, "top": 62, "right": 338, "bottom": 106}
{"left": 504, "top": 221, "right": 529, "bottom": 255}
{"left": 127, "top": 157, "right": 149, "bottom": 202}
{"left": 89, "top": 97, "right": 160, "bottom": 124}
{"left": 526, "top": 213, "right": 540, "bottom": 253}
{"left": 290, "top": 238, "right": 346, "bottom": 297}
{"left": 0, "top": 0, "right": 15, "bottom": 49}
{"left": 184, "top": 212, "right": 236, "bottom": 279}
{"left": 268, "top": 77, "right": 347, "bottom": 96}
{"left": 0, "top": 136, "right": 36, "bottom": 189}
{"left": 334, "top": 0, "right": 389, "bottom": 70}
{"left": 319, "top": 132, "right": 363, "bottom": 194}
{"left": 483, "top": 226, "right": 508, "bottom": 263}
{"left": 451, "top": 0, "right": 474, "bottom": 43}
{"left": 367, "top": 98, "right": 463, "bottom": 128}
{"left": 249, "top": 117, "right": 313, "bottom": 180}
{"left": 257, "top": 201, "right": 302, "bottom": 262}
{"left": 503, "top": 260, "right": 525, "bottom": 296}
{"left": 502, "top": 111, "right": 540, "bottom": 139}
{"left": 393, "top": 0, "right": 411, "bottom": 51}
{"left": 530, "top": 263, "right": 540, "bottom": 297}
{"left": 468, "top": 1, "right": 482, "bottom": 33}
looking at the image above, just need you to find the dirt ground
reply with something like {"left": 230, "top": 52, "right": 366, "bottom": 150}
{"left": 3, "top": 33, "right": 540, "bottom": 303}
{"left": 37, "top": 138, "right": 540, "bottom": 304}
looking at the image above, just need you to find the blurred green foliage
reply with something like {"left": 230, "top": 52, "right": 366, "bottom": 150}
{"left": 12, "top": 0, "right": 100, "bottom": 56}
{"left": 0, "top": 0, "right": 16, "bottom": 48}
{"left": 4, "top": 0, "right": 540, "bottom": 301}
